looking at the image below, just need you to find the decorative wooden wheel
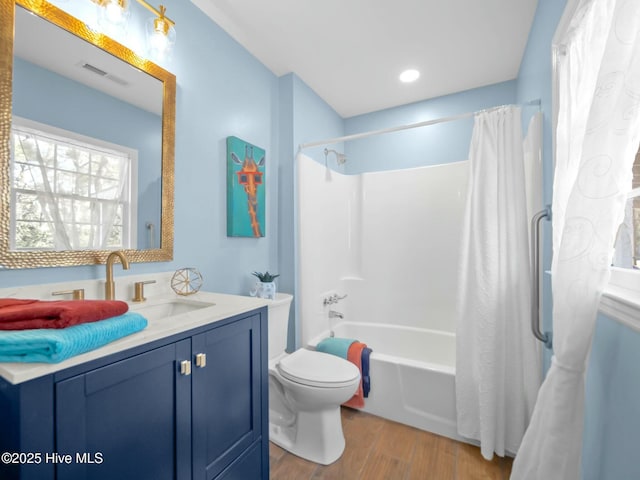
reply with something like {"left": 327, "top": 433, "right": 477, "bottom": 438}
{"left": 171, "top": 268, "right": 204, "bottom": 296}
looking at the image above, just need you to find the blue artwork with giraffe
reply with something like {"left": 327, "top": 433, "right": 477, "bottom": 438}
{"left": 227, "top": 136, "right": 266, "bottom": 237}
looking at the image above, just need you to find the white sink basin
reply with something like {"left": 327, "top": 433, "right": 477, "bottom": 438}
{"left": 130, "top": 298, "right": 215, "bottom": 321}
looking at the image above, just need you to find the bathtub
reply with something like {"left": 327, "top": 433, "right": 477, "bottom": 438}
{"left": 308, "top": 321, "right": 460, "bottom": 441}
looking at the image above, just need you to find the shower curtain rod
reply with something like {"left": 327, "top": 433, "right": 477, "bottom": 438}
{"left": 298, "top": 99, "right": 541, "bottom": 150}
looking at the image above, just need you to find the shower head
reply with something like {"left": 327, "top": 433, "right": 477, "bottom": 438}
{"left": 324, "top": 148, "right": 347, "bottom": 166}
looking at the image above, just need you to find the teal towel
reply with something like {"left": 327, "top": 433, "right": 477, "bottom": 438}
{"left": 0, "top": 312, "right": 148, "bottom": 363}
{"left": 316, "top": 337, "right": 357, "bottom": 359}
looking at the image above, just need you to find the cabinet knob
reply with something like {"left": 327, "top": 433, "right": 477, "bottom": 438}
{"left": 180, "top": 360, "right": 191, "bottom": 376}
{"left": 195, "top": 353, "right": 207, "bottom": 368}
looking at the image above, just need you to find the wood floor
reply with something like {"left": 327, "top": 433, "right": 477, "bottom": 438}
{"left": 269, "top": 407, "right": 513, "bottom": 480}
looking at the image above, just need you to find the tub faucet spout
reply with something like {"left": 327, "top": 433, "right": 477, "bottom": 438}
{"left": 328, "top": 310, "right": 343, "bottom": 319}
{"left": 105, "top": 251, "right": 130, "bottom": 300}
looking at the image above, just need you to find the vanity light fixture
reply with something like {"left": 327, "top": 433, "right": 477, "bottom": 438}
{"left": 136, "top": 0, "right": 176, "bottom": 60}
{"left": 91, "top": 0, "right": 130, "bottom": 31}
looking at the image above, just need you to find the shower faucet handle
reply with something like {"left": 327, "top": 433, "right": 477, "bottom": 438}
{"left": 323, "top": 293, "right": 348, "bottom": 306}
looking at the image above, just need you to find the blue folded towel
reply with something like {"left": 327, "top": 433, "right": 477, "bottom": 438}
{"left": 0, "top": 312, "right": 148, "bottom": 363}
{"left": 316, "top": 337, "right": 357, "bottom": 359}
{"left": 361, "top": 347, "right": 372, "bottom": 397}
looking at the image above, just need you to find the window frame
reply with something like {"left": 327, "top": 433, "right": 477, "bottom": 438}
{"left": 10, "top": 116, "right": 138, "bottom": 251}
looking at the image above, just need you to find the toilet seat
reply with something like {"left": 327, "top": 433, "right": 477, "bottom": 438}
{"left": 277, "top": 349, "right": 360, "bottom": 388}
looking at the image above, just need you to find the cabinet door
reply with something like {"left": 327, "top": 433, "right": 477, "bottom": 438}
{"left": 192, "top": 314, "right": 263, "bottom": 480}
{"left": 55, "top": 340, "right": 192, "bottom": 480}
{"left": 216, "top": 442, "right": 261, "bottom": 480}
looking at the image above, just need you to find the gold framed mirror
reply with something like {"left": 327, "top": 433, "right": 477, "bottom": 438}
{"left": 0, "top": 0, "right": 175, "bottom": 268}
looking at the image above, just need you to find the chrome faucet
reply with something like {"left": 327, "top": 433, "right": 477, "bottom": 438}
{"left": 328, "top": 310, "right": 344, "bottom": 319}
{"left": 105, "top": 251, "right": 130, "bottom": 300}
{"left": 323, "top": 293, "right": 348, "bottom": 306}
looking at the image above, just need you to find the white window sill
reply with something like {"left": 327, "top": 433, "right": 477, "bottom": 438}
{"left": 600, "top": 268, "right": 640, "bottom": 333}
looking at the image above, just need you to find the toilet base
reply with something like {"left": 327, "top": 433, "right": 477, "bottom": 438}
{"left": 269, "top": 407, "right": 346, "bottom": 465}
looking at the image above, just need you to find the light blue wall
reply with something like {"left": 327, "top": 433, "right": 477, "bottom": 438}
{"left": 2, "top": 0, "right": 280, "bottom": 296}
{"left": 278, "top": 73, "right": 345, "bottom": 296}
{"left": 582, "top": 314, "right": 640, "bottom": 479}
{"left": 344, "top": 80, "right": 517, "bottom": 174}
{"left": 278, "top": 73, "right": 344, "bottom": 350}
{"left": 12, "top": 57, "right": 162, "bottom": 250}
{"left": 291, "top": 74, "right": 345, "bottom": 164}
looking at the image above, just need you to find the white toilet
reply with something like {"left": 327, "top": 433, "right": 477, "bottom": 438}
{"left": 267, "top": 293, "right": 360, "bottom": 465}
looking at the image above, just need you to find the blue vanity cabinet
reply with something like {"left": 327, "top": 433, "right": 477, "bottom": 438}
{"left": 55, "top": 340, "right": 193, "bottom": 480}
{"left": 192, "top": 312, "right": 265, "bottom": 480}
{"left": 0, "top": 306, "right": 268, "bottom": 480}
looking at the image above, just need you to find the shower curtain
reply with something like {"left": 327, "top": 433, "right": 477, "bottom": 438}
{"left": 511, "top": 0, "right": 640, "bottom": 478}
{"left": 456, "top": 105, "right": 541, "bottom": 459}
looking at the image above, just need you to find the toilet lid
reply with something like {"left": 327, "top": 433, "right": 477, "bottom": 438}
{"left": 277, "top": 349, "right": 360, "bottom": 388}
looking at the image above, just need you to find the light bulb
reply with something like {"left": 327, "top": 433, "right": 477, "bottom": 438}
{"left": 105, "top": 2, "right": 125, "bottom": 23}
{"left": 96, "top": 0, "right": 130, "bottom": 34}
{"left": 399, "top": 69, "right": 420, "bottom": 83}
{"left": 145, "top": 15, "right": 175, "bottom": 61}
{"left": 150, "top": 31, "right": 168, "bottom": 53}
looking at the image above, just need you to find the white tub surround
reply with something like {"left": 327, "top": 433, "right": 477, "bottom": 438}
{"left": 297, "top": 154, "right": 467, "bottom": 439}
{"left": 296, "top": 154, "right": 467, "bottom": 345}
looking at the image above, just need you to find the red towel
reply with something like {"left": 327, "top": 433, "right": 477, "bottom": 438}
{"left": 0, "top": 298, "right": 129, "bottom": 330}
{"left": 343, "top": 341, "right": 367, "bottom": 409}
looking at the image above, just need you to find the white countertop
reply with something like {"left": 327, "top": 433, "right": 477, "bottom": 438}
{"left": 0, "top": 291, "right": 269, "bottom": 385}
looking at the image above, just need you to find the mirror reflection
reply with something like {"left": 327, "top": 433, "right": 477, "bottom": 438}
{"left": 12, "top": 5, "right": 163, "bottom": 251}
{"left": 0, "top": 0, "right": 175, "bottom": 269}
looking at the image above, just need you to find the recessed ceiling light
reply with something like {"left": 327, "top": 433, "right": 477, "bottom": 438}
{"left": 399, "top": 69, "right": 420, "bottom": 83}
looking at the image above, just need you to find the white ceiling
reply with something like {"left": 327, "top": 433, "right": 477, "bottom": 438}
{"left": 14, "top": 6, "right": 163, "bottom": 115}
{"left": 192, "top": 0, "right": 539, "bottom": 118}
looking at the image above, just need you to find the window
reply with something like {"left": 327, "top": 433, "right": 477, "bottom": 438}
{"left": 612, "top": 149, "right": 640, "bottom": 268}
{"left": 10, "top": 118, "right": 137, "bottom": 251}
{"left": 604, "top": 139, "right": 640, "bottom": 328}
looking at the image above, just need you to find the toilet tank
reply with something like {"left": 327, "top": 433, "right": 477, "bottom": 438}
{"left": 267, "top": 293, "right": 293, "bottom": 360}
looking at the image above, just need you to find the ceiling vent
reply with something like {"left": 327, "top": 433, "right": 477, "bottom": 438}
{"left": 106, "top": 74, "right": 128, "bottom": 86}
{"left": 82, "top": 62, "right": 107, "bottom": 76}
{"left": 80, "top": 62, "right": 130, "bottom": 86}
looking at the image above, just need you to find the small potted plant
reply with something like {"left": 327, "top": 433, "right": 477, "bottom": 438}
{"left": 251, "top": 271, "right": 280, "bottom": 300}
